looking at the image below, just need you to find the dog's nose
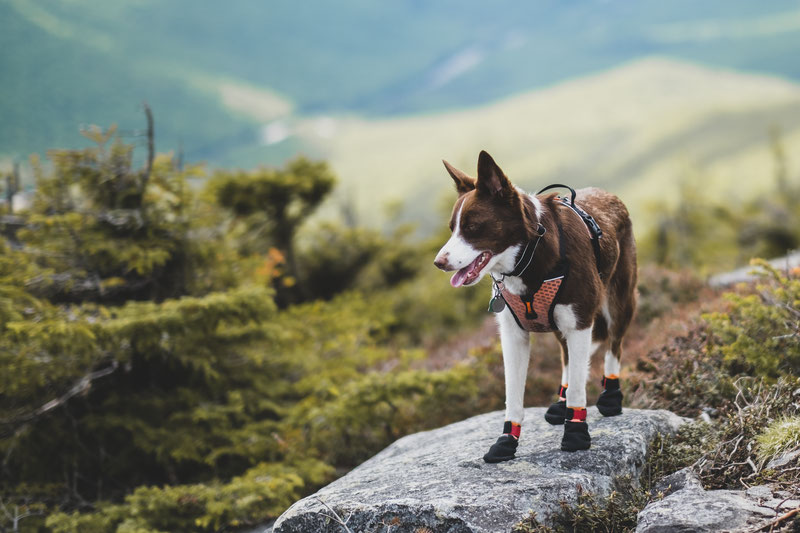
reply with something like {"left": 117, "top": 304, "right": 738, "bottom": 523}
{"left": 434, "top": 255, "right": 449, "bottom": 271}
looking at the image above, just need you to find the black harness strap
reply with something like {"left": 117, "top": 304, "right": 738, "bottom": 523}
{"left": 537, "top": 184, "right": 604, "bottom": 277}
{"left": 503, "top": 223, "right": 546, "bottom": 277}
{"left": 495, "top": 220, "right": 568, "bottom": 332}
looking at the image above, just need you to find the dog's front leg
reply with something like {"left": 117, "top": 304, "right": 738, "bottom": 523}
{"left": 483, "top": 308, "right": 530, "bottom": 463}
{"left": 556, "top": 304, "right": 593, "bottom": 452}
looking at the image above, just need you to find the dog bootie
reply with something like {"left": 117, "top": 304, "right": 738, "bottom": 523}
{"left": 483, "top": 421, "right": 520, "bottom": 463}
{"left": 545, "top": 384, "right": 568, "bottom": 425}
{"left": 596, "top": 376, "right": 623, "bottom": 417}
{"left": 561, "top": 408, "right": 591, "bottom": 452}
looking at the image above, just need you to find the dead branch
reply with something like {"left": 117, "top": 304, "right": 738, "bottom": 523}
{"left": 314, "top": 497, "right": 354, "bottom": 533}
{"left": 0, "top": 360, "right": 119, "bottom": 437}
{"left": 746, "top": 506, "right": 800, "bottom": 533}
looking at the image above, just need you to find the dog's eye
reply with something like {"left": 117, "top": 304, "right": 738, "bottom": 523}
{"left": 464, "top": 221, "right": 480, "bottom": 233}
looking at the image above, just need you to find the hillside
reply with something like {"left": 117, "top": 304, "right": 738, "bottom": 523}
{"left": 297, "top": 58, "right": 800, "bottom": 235}
{"left": 4, "top": 1, "right": 800, "bottom": 167}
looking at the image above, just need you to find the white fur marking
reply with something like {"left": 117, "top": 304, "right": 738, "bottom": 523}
{"left": 564, "top": 327, "right": 593, "bottom": 409}
{"left": 553, "top": 304, "right": 578, "bottom": 333}
{"left": 528, "top": 193, "right": 543, "bottom": 220}
{"left": 496, "top": 307, "right": 531, "bottom": 423}
{"left": 435, "top": 203, "right": 523, "bottom": 287}
{"left": 604, "top": 350, "right": 621, "bottom": 377}
{"left": 601, "top": 298, "right": 612, "bottom": 331}
{"left": 561, "top": 364, "right": 569, "bottom": 388}
{"left": 435, "top": 204, "right": 479, "bottom": 270}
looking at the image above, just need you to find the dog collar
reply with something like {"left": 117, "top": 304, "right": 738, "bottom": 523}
{"left": 502, "top": 223, "right": 546, "bottom": 278}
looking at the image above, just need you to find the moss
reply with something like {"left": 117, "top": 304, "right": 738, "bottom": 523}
{"left": 756, "top": 415, "right": 800, "bottom": 466}
{"left": 512, "top": 422, "right": 715, "bottom": 533}
{"left": 512, "top": 477, "right": 653, "bottom": 533}
{"left": 705, "top": 260, "right": 800, "bottom": 381}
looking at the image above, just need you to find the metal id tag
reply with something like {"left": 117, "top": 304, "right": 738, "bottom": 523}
{"left": 488, "top": 295, "right": 506, "bottom": 313}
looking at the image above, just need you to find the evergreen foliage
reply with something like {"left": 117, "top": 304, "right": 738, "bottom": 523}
{"left": 0, "top": 130, "right": 491, "bottom": 532}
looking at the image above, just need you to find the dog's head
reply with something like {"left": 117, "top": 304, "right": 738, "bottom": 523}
{"left": 434, "top": 151, "right": 538, "bottom": 287}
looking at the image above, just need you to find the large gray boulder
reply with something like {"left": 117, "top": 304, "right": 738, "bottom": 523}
{"left": 271, "top": 407, "right": 685, "bottom": 533}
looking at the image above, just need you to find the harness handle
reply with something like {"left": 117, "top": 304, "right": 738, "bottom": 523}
{"left": 537, "top": 183, "right": 576, "bottom": 206}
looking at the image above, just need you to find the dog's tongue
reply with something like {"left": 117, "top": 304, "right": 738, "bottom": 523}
{"left": 450, "top": 254, "right": 483, "bottom": 288}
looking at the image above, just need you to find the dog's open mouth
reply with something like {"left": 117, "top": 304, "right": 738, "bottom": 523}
{"left": 451, "top": 251, "right": 493, "bottom": 288}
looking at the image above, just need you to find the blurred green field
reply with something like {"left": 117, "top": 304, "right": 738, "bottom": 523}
{"left": 4, "top": 0, "right": 800, "bottom": 182}
{"left": 295, "top": 58, "right": 800, "bottom": 236}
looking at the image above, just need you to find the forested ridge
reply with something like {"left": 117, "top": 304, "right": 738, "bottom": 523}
{"left": 1, "top": 119, "right": 799, "bottom": 532}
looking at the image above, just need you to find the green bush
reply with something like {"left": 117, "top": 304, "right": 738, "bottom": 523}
{"left": 46, "top": 461, "right": 330, "bottom": 533}
{"left": 705, "top": 260, "right": 800, "bottom": 380}
{"left": 1, "top": 132, "right": 498, "bottom": 532}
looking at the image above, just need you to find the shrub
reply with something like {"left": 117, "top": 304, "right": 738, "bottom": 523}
{"left": 704, "top": 260, "right": 800, "bottom": 380}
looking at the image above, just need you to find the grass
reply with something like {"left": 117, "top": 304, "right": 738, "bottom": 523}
{"left": 757, "top": 416, "right": 800, "bottom": 465}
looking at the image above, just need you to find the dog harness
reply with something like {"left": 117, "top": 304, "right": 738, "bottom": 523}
{"left": 488, "top": 184, "right": 603, "bottom": 333}
{"left": 490, "top": 223, "right": 568, "bottom": 332}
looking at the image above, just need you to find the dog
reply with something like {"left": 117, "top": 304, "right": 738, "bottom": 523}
{"left": 433, "top": 151, "right": 637, "bottom": 461}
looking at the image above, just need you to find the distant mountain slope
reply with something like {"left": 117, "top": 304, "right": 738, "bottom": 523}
{"left": 298, "top": 58, "right": 800, "bottom": 234}
{"left": 4, "top": 0, "right": 800, "bottom": 165}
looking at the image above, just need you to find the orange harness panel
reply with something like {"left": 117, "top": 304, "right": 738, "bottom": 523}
{"left": 497, "top": 272, "right": 566, "bottom": 332}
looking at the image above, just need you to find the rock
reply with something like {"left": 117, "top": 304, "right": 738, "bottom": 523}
{"left": 272, "top": 407, "right": 685, "bottom": 533}
{"left": 652, "top": 467, "right": 702, "bottom": 497}
{"left": 636, "top": 486, "right": 777, "bottom": 533}
{"left": 636, "top": 479, "right": 788, "bottom": 533}
{"left": 708, "top": 251, "right": 800, "bottom": 288}
{"left": 745, "top": 485, "right": 773, "bottom": 501}
{"left": 765, "top": 448, "right": 799, "bottom": 470}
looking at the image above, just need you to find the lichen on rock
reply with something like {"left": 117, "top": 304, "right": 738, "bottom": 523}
{"left": 271, "top": 406, "right": 685, "bottom": 533}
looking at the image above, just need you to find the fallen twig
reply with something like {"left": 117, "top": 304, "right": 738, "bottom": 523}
{"left": 746, "top": 506, "right": 800, "bottom": 533}
{"left": 315, "top": 497, "right": 354, "bottom": 533}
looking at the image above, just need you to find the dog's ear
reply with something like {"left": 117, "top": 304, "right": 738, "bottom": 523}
{"left": 476, "top": 151, "right": 513, "bottom": 197}
{"left": 442, "top": 160, "right": 476, "bottom": 196}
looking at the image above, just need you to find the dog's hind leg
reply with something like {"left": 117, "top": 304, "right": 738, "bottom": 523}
{"left": 484, "top": 308, "right": 530, "bottom": 463}
{"left": 544, "top": 333, "right": 568, "bottom": 425}
{"left": 555, "top": 304, "right": 593, "bottom": 452}
{"left": 597, "top": 224, "right": 637, "bottom": 417}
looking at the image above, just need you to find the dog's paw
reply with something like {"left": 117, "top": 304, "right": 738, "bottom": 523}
{"left": 544, "top": 400, "right": 566, "bottom": 425}
{"left": 596, "top": 388, "right": 623, "bottom": 417}
{"left": 483, "top": 434, "right": 518, "bottom": 463}
{"left": 561, "top": 421, "right": 591, "bottom": 452}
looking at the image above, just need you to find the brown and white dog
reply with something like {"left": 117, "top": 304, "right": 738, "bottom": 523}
{"left": 434, "top": 151, "right": 637, "bottom": 460}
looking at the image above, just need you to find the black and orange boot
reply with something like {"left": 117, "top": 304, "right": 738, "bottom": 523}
{"left": 596, "top": 375, "right": 623, "bottom": 417}
{"left": 561, "top": 407, "right": 590, "bottom": 452}
{"left": 545, "top": 384, "right": 568, "bottom": 425}
{"left": 483, "top": 421, "right": 520, "bottom": 463}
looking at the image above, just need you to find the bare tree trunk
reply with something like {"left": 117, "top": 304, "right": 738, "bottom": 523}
{"left": 5, "top": 161, "right": 18, "bottom": 214}
{"left": 176, "top": 139, "right": 184, "bottom": 172}
{"left": 140, "top": 102, "right": 155, "bottom": 198}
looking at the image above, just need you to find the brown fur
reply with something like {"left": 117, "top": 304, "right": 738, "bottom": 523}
{"left": 443, "top": 151, "right": 637, "bottom": 368}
